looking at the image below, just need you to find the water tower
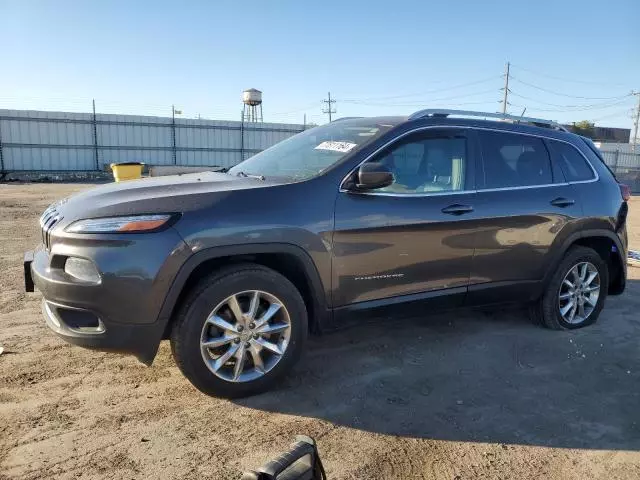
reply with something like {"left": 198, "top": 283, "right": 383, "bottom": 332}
{"left": 242, "top": 88, "right": 263, "bottom": 122}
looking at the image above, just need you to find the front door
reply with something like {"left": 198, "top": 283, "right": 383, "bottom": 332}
{"left": 332, "top": 128, "right": 478, "bottom": 307}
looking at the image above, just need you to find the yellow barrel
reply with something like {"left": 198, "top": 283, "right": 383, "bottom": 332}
{"left": 110, "top": 162, "right": 143, "bottom": 182}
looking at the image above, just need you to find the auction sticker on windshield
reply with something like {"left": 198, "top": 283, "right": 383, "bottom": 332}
{"left": 314, "top": 141, "right": 357, "bottom": 153}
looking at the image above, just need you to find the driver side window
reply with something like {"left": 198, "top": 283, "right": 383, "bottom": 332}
{"left": 371, "top": 132, "right": 468, "bottom": 194}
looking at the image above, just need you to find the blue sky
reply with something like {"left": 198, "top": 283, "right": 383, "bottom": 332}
{"left": 1, "top": 0, "right": 638, "bottom": 128}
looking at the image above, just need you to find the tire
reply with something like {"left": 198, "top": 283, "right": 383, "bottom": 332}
{"left": 170, "top": 264, "right": 308, "bottom": 398}
{"left": 530, "top": 246, "right": 609, "bottom": 330}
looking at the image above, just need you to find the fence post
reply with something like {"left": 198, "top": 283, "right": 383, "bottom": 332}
{"left": 240, "top": 111, "right": 245, "bottom": 162}
{"left": 0, "top": 115, "right": 5, "bottom": 174}
{"left": 613, "top": 150, "right": 619, "bottom": 174}
{"left": 92, "top": 99, "right": 100, "bottom": 171}
{"left": 171, "top": 105, "right": 177, "bottom": 165}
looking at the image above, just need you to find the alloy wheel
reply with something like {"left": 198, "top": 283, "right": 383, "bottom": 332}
{"left": 200, "top": 290, "right": 292, "bottom": 382}
{"left": 558, "top": 261, "right": 600, "bottom": 325}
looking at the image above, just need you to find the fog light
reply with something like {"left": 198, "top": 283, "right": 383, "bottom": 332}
{"left": 64, "top": 257, "right": 101, "bottom": 283}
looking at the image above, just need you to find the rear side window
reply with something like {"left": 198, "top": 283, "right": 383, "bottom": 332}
{"left": 478, "top": 131, "right": 553, "bottom": 189}
{"left": 547, "top": 140, "right": 595, "bottom": 182}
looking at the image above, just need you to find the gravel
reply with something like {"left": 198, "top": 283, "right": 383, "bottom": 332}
{"left": 1, "top": 183, "right": 639, "bottom": 479}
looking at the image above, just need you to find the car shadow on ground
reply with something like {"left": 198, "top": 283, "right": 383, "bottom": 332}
{"left": 236, "top": 279, "right": 640, "bottom": 451}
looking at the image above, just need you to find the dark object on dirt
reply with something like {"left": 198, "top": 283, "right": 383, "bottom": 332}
{"left": 241, "top": 436, "right": 326, "bottom": 480}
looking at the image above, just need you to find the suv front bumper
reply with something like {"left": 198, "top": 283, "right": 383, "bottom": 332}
{"left": 38, "top": 296, "right": 162, "bottom": 364}
{"left": 24, "top": 229, "right": 191, "bottom": 365}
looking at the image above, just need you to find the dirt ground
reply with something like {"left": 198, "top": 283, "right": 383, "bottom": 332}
{"left": 0, "top": 183, "right": 639, "bottom": 480}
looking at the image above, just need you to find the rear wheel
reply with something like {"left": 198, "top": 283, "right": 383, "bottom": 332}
{"left": 531, "top": 246, "right": 608, "bottom": 330}
{"left": 170, "top": 264, "right": 308, "bottom": 398}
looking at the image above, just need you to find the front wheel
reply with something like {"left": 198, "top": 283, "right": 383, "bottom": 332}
{"left": 170, "top": 264, "right": 308, "bottom": 398}
{"left": 531, "top": 246, "right": 608, "bottom": 330}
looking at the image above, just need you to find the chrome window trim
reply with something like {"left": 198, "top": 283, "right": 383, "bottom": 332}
{"left": 476, "top": 182, "right": 570, "bottom": 193}
{"left": 338, "top": 125, "right": 598, "bottom": 197}
{"left": 347, "top": 189, "right": 475, "bottom": 198}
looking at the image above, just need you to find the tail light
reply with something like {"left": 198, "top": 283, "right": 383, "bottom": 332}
{"left": 619, "top": 183, "right": 631, "bottom": 202}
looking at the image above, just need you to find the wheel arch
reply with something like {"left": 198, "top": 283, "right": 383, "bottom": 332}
{"left": 544, "top": 229, "right": 626, "bottom": 296}
{"left": 157, "top": 244, "right": 331, "bottom": 340}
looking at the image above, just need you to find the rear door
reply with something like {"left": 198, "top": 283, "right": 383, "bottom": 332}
{"left": 467, "top": 128, "right": 582, "bottom": 304}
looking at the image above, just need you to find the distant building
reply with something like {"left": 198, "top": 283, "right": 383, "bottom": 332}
{"left": 563, "top": 124, "right": 631, "bottom": 143}
{"left": 593, "top": 142, "right": 636, "bottom": 154}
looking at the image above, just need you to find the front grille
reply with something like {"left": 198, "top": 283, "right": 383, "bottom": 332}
{"left": 40, "top": 204, "right": 62, "bottom": 250}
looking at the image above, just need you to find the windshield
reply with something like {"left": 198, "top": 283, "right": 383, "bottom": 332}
{"left": 228, "top": 118, "right": 396, "bottom": 180}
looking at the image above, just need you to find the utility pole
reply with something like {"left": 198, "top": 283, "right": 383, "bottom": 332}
{"left": 501, "top": 62, "right": 510, "bottom": 114}
{"left": 322, "top": 92, "right": 336, "bottom": 122}
{"left": 240, "top": 110, "right": 245, "bottom": 161}
{"left": 632, "top": 91, "right": 640, "bottom": 153}
{"left": 171, "top": 105, "right": 178, "bottom": 165}
{"left": 92, "top": 99, "right": 99, "bottom": 171}
{"left": 0, "top": 106, "right": 4, "bottom": 175}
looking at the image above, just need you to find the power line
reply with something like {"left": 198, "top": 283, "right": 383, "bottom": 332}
{"left": 510, "top": 64, "right": 628, "bottom": 87}
{"left": 506, "top": 104, "right": 632, "bottom": 126}
{"left": 342, "top": 100, "right": 499, "bottom": 110}
{"left": 590, "top": 109, "right": 635, "bottom": 122}
{"left": 425, "top": 100, "right": 500, "bottom": 107}
{"left": 322, "top": 92, "right": 336, "bottom": 122}
{"left": 509, "top": 92, "right": 633, "bottom": 110}
{"left": 342, "top": 89, "right": 499, "bottom": 107}
{"left": 341, "top": 76, "right": 501, "bottom": 102}
{"left": 510, "top": 100, "right": 632, "bottom": 113}
{"left": 270, "top": 102, "right": 320, "bottom": 116}
{"left": 510, "top": 77, "right": 631, "bottom": 100}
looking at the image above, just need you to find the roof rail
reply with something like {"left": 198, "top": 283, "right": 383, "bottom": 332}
{"left": 408, "top": 109, "right": 569, "bottom": 132}
{"left": 331, "top": 116, "right": 363, "bottom": 122}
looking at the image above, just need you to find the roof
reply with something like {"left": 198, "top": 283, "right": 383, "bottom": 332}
{"left": 408, "top": 109, "right": 567, "bottom": 132}
{"left": 331, "top": 111, "right": 579, "bottom": 142}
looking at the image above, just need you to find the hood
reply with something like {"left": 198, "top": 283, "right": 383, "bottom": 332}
{"left": 55, "top": 171, "right": 280, "bottom": 222}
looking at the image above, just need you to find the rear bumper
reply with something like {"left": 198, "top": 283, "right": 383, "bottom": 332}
{"left": 609, "top": 229, "right": 628, "bottom": 296}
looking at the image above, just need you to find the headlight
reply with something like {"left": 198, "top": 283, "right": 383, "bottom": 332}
{"left": 65, "top": 214, "right": 174, "bottom": 234}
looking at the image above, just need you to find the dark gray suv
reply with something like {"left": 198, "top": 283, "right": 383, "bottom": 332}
{"left": 24, "top": 109, "right": 629, "bottom": 397}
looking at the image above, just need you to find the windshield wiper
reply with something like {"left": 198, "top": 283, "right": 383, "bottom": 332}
{"left": 235, "top": 171, "right": 265, "bottom": 180}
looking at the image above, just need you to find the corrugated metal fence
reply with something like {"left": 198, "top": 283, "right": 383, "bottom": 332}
{"left": 2, "top": 108, "right": 639, "bottom": 192}
{"left": 600, "top": 150, "right": 640, "bottom": 193}
{"left": 0, "top": 109, "right": 305, "bottom": 172}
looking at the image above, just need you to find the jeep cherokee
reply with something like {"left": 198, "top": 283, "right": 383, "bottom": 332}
{"left": 24, "top": 109, "right": 629, "bottom": 398}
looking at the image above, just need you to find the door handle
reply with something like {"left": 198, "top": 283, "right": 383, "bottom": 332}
{"left": 441, "top": 204, "right": 474, "bottom": 215}
{"left": 550, "top": 197, "right": 575, "bottom": 208}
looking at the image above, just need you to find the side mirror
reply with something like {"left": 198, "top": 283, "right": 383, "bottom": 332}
{"left": 353, "top": 163, "right": 394, "bottom": 190}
